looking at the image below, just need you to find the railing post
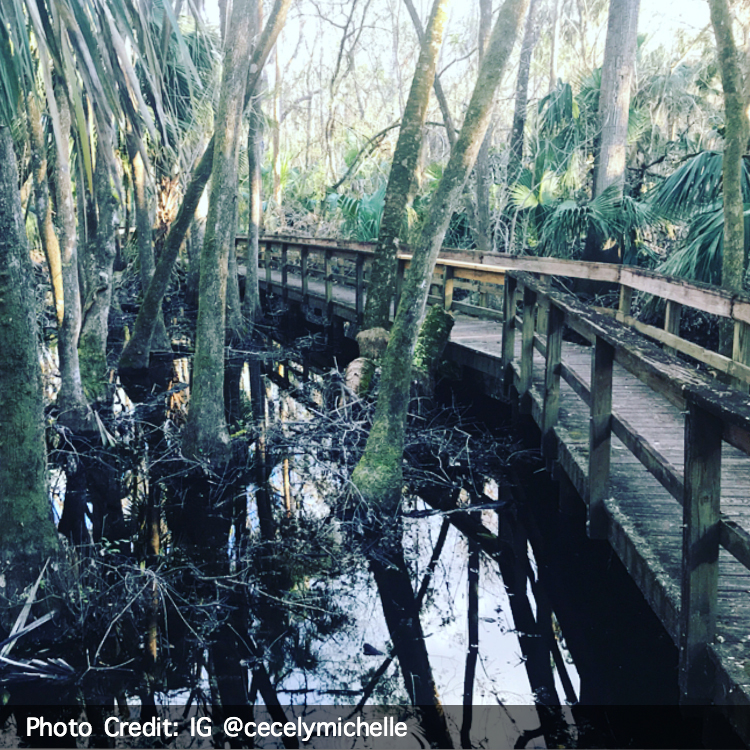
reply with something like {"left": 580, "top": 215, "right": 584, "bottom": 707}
{"left": 733, "top": 320, "right": 750, "bottom": 391}
{"left": 265, "top": 242, "right": 273, "bottom": 288}
{"left": 443, "top": 265, "right": 455, "bottom": 311}
{"left": 664, "top": 300, "right": 682, "bottom": 357}
{"left": 618, "top": 284, "right": 633, "bottom": 317}
{"left": 518, "top": 285, "right": 537, "bottom": 413}
{"left": 355, "top": 253, "right": 365, "bottom": 325}
{"left": 325, "top": 248, "right": 333, "bottom": 317}
{"left": 300, "top": 245, "right": 309, "bottom": 306}
{"left": 588, "top": 335, "right": 614, "bottom": 539}
{"left": 680, "top": 396, "right": 721, "bottom": 704}
{"left": 281, "top": 242, "right": 289, "bottom": 303}
{"left": 542, "top": 303, "right": 564, "bottom": 461}
{"left": 501, "top": 275, "right": 518, "bottom": 396}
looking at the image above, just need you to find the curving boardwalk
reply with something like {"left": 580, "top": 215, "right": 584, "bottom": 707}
{"left": 254, "top": 236, "right": 750, "bottom": 740}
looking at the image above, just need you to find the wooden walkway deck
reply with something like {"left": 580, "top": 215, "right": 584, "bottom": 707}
{"left": 255, "top": 236, "right": 750, "bottom": 740}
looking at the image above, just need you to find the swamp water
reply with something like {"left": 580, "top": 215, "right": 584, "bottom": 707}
{"left": 2, "top": 342, "right": 741, "bottom": 748}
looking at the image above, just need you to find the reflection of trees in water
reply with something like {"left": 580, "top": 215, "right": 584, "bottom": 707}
{"left": 4, "top": 352, "right": 582, "bottom": 748}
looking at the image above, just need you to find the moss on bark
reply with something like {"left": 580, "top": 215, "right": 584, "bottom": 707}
{"left": 0, "top": 125, "right": 59, "bottom": 596}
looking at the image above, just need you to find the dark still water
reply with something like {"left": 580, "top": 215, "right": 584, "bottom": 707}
{"left": 3, "top": 353, "right": 745, "bottom": 749}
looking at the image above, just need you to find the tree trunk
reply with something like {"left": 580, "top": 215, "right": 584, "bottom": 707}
{"left": 352, "top": 0, "right": 530, "bottom": 510}
{"left": 582, "top": 0, "right": 641, "bottom": 265}
{"left": 51, "top": 79, "right": 92, "bottom": 431}
{"left": 119, "top": 0, "right": 291, "bottom": 378}
{"left": 242, "top": 95, "right": 263, "bottom": 324}
{"left": 363, "top": 0, "right": 451, "bottom": 330}
{"left": 27, "top": 94, "right": 64, "bottom": 326}
{"left": 0, "top": 124, "right": 59, "bottom": 596}
{"left": 591, "top": 0, "right": 641, "bottom": 201}
{"left": 507, "top": 0, "right": 540, "bottom": 185}
{"left": 402, "top": 0, "right": 457, "bottom": 149}
{"left": 710, "top": 0, "right": 749, "bottom": 296}
{"left": 120, "top": 142, "right": 214, "bottom": 375}
{"left": 183, "top": 0, "right": 255, "bottom": 465}
{"left": 79, "top": 111, "right": 119, "bottom": 403}
{"left": 473, "top": 0, "right": 493, "bottom": 255}
{"left": 126, "top": 131, "right": 171, "bottom": 352}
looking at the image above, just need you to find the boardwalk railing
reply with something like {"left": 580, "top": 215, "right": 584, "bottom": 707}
{"left": 502, "top": 270, "right": 750, "bottom": 704}
{"left": 252, "top": 235, "right": 750, "bottom": 714}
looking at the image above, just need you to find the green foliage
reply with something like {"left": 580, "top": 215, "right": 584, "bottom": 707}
{"left": 328, "top": 183, "right": 386, "bottom": 242}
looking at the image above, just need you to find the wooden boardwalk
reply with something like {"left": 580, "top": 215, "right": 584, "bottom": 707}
{"left": 255, "top": 236, "right": 750, "bottom": 740}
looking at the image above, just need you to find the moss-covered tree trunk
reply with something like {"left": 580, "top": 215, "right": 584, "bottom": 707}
{"left": 126, "top": 131, "right": 171, "bottom": 352}
{"left": 352, "top": 0, "right": 528, "bottom": 737}
{"left": 183, "top": 0, "right": 255, "bottom": 465}
{"left": 709, "top": 0, "right": 749, "bottom": 297}
{"left": 0, "top": 125, "right": 59, "bottom": 595}
{"left": 362, "top": 0, "right": 451, "bottom": 330}
{"left": 353, "top": 0, "right": 530, "bottom": 509}
{"left": 119, "top": 142, "right": 214, "bottom": 375}
{"left": 79, "top": 112, "right": 119, "bottom": 403}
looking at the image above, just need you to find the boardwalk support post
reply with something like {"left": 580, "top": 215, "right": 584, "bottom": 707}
{"left": 355, "top": 254, "right": 365, "bottom": 325}
{"left": 324, "top": 248, "right": 333, "bottom": 319}
{"left": 588, "top": 335, "right": 614, "bottom": 539}
{"left": 443, "top": 265, "right": 455, "bottom": 311}
{"left": 664, "top": 301, "right": 682, "bottom": 358}
{"left": 501, "top": 275, "right": 518, "bottom": 397}
{"left": 680, "top": 396, "right": 721, "bottom": 704}
{"left": 519, "top": 285, "right": 537, "bottom": 413}
{"left": 542, "top": 303, "right": 564, "bottom": 463}
{"left": 281, "top": 243, "right": 289, "bottom": 304}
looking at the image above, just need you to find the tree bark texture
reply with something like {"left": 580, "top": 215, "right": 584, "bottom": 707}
{"left": 242, "top": 96, "right": 263, "bottom": 324}
{"left": 27, "top": 94, "right": 64, "bottom": 325}
{"left": 709, "top": 0, "right": 749, "bottom": 295}
{"left": 183, "top": 0, "right": 255, "bottom": 465}
{"left": 473, "top": 0, "right": 493, "bottom": 255}
{"left": 126, "top": 131, "right": 171, "bottom": 351}
{"left": 402, "top": 0, "right": 457, "bottom": 148}
{"left": 363, "top": 0, "right": 451, "bottom": 330}
{"left": 0, "top": 125, "right": 59, "bottom": 595}
{"left": 120, "top": 142, "right": 214, "bottom": 374}
{"left": 79, "top": 111, "right": 119, "bottom": 402}
{"left": 50, "top": 79, "right": 91, "bottom": 431}
{"left": 352, "top": 0, "right": 530, "bottom": 511}
{"left": 591, "top": 0, "right": 641, "bottom": 200}
{"left": 507, "top": 0, "right": 540, "bottom": 185}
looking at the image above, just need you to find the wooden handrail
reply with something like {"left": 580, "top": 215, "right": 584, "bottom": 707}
{"left": 502, "top": 269, "right": 750, "bottom": 703}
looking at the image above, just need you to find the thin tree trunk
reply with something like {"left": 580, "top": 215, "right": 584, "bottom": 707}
{"left": 460, "top": 541, "right": 479, "bottom": 748}
{"left": 27, "top": 94, "right": 64, "bottom": 325}
{"left": 507, "top": 0, "right": 540, "bottom": 185}
{"left": 353, "top": 0, "right": 530, "bottom": 510}
{"left": 402, "top": 0, "right": 457, "bottom": 149}
{"left": 709, "top": 0, "right": 749, "bottom": 296}
{"left": 0, "top": 124, "right": 59, "bottom": 596}
{"left": 363, "top": 0, "right": 451, "bottom": 330}
{"left": 183, "top": 0, "right": 256, "bottom": 464}
{"left": 79, "top": 111, "right": 119, "bottom": 403}
{"left": 120, "top": 142, "right": 214, "bottom": 374}
{"left": 119, "top": 0, "right": 290, "bottom": 377}
{"left": 548, "top": 0, "right": 560, "bottom": 94}
{"left": 242, "top": 96, "right": 263, "bottom": 324}
{"left": 126, "top": 131, "right": 171, "bottom": 351}
{"left": 51, "top": 79, "right": 91, "bottom": 431}
{"left": 474, "top": 0, "right": 493, "bottom": 254}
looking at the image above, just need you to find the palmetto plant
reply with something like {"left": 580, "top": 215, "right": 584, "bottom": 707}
{"left": 648, "top": 151, "right": 750, "bottom": 284}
